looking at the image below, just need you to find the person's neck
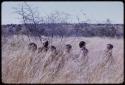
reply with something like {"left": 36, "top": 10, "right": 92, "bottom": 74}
{"left": 82, "top": 46, "right": 86, "bottom": 49}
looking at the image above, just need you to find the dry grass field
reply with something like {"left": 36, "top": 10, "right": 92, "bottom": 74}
{"left": 2, "top": 35, "right": 124, "bottom": 84}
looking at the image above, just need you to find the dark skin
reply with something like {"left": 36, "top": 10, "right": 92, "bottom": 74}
{"left": 65, "top": 44, "right": 72, "bottom": 53}
{"left": 43, "top": 41, "right": 49, "bottom": 48}
{"left": 28, "top": 43, "right": 37, "bottom": 52}
{"left": 105, "top": 44, "right": 113, "bottom": 59}
{"left": 100, "top": 44, "right": 114, "bottom": 66}
{"left": 107, "top": 44, "right": 113, "bottom": 50}
{"left": 79, "top": 41, "right": 88, "bottom": 56}
{"left": 79, "top": 41, "right": 86, "bottom": 48}
{"left": 43, "top": 45, "right": 58, "bottom": 69}
{"left": 37, "top": 41, "right": 49, "bottom": 53}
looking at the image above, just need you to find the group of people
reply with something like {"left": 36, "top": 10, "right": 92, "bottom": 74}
{"left": 27, "top": 40, "right": 114, "bottom": 71}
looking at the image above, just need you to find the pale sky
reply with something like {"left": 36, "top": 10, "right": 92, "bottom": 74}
{"left": 2, "top": 1, "right": 124, "bottom": 24}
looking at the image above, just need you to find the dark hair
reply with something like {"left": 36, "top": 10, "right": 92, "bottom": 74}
{"left": 79, "top": 41, "right": 86, "bottom": 48}
{"left": 28, "top": 42, "right": 37, "bottom": 51}
{"left": 66, "top": 44, "right": 72, "bottom": 49}
{"left": 43, "top": 41, "right": 49, "bottom": 48}
{"left": 18, "top": 24, "right": 21, "bottom": 27}
{"left": 50, "top": 45, "right": 56, "bottom": 50}
{"left": 107, "top": 44, "right": 113, "bottom": 49}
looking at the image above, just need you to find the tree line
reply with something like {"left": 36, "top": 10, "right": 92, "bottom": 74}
{"left": 2, "top": 23, "right": 123, "bottom": 38}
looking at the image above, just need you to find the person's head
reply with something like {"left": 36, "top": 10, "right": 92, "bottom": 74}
{"left": 65, "top": 44, "right": 72, "bottom": 53}
{"left": 43, "top": 41, "right": 49, "bottom": 48}
{"left": 79, "top": 41, "right": 86, "bottom": 48}
{"left": 50, "top": 45, "right": 56, "bottom": 52}
{"left": 107, "top": 44, "right": 113, "bottom": 50}
{"left": 18, "top": 24, "right": 22, "bottom": 27}
{"left": 28, "top": 42, "right": 37, "bottom": 52}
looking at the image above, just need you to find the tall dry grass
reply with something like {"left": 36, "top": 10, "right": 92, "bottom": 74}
{"left": 2, "top": 35, "right": 124, "bottom": 84}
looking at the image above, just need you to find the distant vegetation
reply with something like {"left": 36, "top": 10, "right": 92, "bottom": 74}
{"left": 2, "top": 23, "right": 123, "bottom": 38}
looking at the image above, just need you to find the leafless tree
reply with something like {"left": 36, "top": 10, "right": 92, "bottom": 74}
{"left": 13, "top": 2, "right": 44, "bottom": 43}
